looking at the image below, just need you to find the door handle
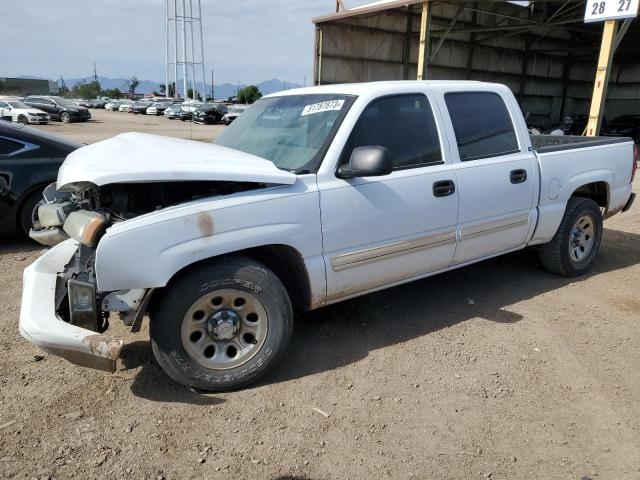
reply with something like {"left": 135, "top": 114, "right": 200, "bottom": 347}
{"left": 510, "top": 169, "right": 528, "bottom": 184}
{"left": 433, "top": 180, "right": 455, "bottom": 197}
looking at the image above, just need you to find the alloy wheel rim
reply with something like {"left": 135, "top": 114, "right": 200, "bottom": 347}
{"left": 180, "top": 288, "right": 268, "bottom": 370}
{"left": 569, "top": 214, "right": 595, "bottom": 263}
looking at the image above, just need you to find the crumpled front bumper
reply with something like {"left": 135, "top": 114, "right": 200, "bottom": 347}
{"left": 19, "top": 239, "right": 123, "bottom": 372}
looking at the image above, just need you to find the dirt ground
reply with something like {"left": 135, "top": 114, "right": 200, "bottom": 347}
{"left": 30, "top": 108, "right": 226, "bottom": 144}
{"left": 1, "top": 115, "right": 639, "bottom": 479}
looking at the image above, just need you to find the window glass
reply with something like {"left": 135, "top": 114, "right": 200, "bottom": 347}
{"left": 0, "top": 102, "right": 8, "bottom": 108}
{"left": 445, "top": 92, "right": 519, "bottom": 161}
{"left": 0, "top": 138, "right": 24, "bottom": 156}
{"left": 341, "top": 94, "right": 442, "bottom": 170}
{"left": 214, "top": 94, "right": 355, "bottom": 173}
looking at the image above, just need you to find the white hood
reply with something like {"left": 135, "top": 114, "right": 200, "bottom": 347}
{"left": 57, "top": 132, "right": 296, "bottom": 190}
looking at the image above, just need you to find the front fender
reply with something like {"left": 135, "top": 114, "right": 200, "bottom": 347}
{"left": 94, "top": 179, "right": 324, "bottom": 295}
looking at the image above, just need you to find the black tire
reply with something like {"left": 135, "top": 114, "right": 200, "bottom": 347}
{"left": 538, "top": 197, "right": 603, "bottom": 277}
{"left": 17, "top": 115, "right": 28, "bottom": 124}
{"left": 19, "top": 191, "right": 44, "bottom": 236}
{"left": 60, "top": 111, "right": 71, "bottom": 123}
{"left": 150, "top": 256, "right": 293, "bottom": 391}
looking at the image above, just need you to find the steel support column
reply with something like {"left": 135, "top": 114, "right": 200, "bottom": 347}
{"left": 417, "top": 1, "right": 431, "bottom": 80}
{"left": 586, "top": 20, "right": 617, "bottom": 136}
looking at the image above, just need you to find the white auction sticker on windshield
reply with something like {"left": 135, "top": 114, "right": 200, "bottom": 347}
{"left": 301, "top": 99, "right": 345, "bottom": 116}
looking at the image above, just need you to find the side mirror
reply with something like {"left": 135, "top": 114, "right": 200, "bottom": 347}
{"left": 337, "top": 146, "right": 393, "bottom": 179}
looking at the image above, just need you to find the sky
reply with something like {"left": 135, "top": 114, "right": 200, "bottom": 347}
{"left": 0, "top": 0, "right": 373, "bottom": 85}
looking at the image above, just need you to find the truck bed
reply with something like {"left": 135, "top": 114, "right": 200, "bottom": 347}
{"left": 531, "top": 134, "right": 632, "bottom": 153}
{"left": 527, "top": 134, "right": 635, "bottom": 246}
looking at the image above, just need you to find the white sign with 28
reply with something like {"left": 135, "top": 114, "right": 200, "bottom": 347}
{"left": 584, "top": 0, "right": 639, "bottom": 22}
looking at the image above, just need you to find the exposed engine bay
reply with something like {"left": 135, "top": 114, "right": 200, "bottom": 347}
{"left": 32, "top": 180, "right": 265, "bottom": 333}
{"left": 31, "top": 180, "right": 263, "bottom": 248}
{"left": 89, "top": 181, "right": 262, "bottom": 220}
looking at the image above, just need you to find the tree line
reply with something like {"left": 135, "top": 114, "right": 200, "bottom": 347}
{"left": 65, "top": 76, "right": 263, "bottom": 104}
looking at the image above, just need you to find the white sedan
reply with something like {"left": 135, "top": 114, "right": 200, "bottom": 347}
{"left": 105, "top": 101, "right": 122, "bottom": 111}
{"left": 0, "top": 99, "right": 50, "bottom": 124}
{"left": 118, "top": 101, "right": 134, "bottom": 113}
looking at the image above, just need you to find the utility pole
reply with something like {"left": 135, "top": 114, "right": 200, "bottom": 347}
{"left": 198, "top": 0, "right": 206, "bottom": 102}
{"left": 174, "top": 0, "right": 179, "bottom": 99}
{"left": 211, "top": 69, "right": 214, "bottom": 100}
{"left": 93, "top": 61, "right": 98, "bottom": 82}
{"left": 165, "top": 0, "right": 170, "bottom": 98}
{"left": 181, "top": 0, "right": 189, "bottom": 100}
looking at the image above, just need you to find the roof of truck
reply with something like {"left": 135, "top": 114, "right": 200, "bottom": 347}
{"left": 265, "top": 80, "right": 494, "bottom": 98}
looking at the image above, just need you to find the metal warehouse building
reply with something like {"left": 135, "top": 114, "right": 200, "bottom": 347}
{"left": 312, "top": 0, "right": 640, "bottom": 130}
{"left": 0, "top": 77, "right": 59, "bottom": 96}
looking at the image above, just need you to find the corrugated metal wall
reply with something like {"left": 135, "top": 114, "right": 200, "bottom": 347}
{"left": 315, "top": 2, "right": 640, "bottom": 127}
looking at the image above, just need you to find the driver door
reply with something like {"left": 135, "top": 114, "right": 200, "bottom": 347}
{"left": 318, "top": 93, "right": 459, "bottom": 301}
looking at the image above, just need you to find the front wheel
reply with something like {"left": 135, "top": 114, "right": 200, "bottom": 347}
{"left": 60, "top": 111, "right": 71, "bottom": 123}
{"left": 18, "top": 115, "right": 28, "bottom": 124}
{"left": 150, "top": 256, "right": 293, "bottom": 391}
{"left": 538, "top": 197, "right": 603, "bottom": 277}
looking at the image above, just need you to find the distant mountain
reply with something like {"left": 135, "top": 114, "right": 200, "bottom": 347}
{"left": 60, "top": 76, "right": 302, "bottom": 98}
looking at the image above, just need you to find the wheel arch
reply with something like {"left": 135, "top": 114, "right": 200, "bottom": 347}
{"left": 570, "top": 180, "right": 610, "bottom": 211}
{"left": 147, "top": 243, "right": 313, "bottom": 316}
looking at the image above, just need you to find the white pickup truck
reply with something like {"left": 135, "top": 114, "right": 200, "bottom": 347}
{"left": 20, "top": 81, "right": 636, "bottom": 391}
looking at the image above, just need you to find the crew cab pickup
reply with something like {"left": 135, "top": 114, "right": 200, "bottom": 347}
{"left": 20, "top": 81, "right": 637, "bottom": 391}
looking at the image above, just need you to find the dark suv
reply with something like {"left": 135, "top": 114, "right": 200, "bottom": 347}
{"left": 193, "top": 103, "right": 228, "bottom": 124}
{"left": 603, "top": 115, "right": 640, "bottom": 143}
{"left": 23, "top": 96, "right": 91, "bottom": 123}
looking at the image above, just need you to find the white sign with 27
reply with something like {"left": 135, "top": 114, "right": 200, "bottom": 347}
{"left": 584, "top": 0, "right": 639, "bottom": 22}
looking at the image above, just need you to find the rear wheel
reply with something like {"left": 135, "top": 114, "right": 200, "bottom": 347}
{"left": 538, "top": 197, "right": 603, "bottom": 276}
{"left": 150, "top": 256, "right": 293, "bottom": 391}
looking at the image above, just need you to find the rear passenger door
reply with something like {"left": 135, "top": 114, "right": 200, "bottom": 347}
{"left": 319, "top": 93, "right": 459, "bottom": 301}
{"left": 440, "top": 90, "right": 537, "bottom": 264}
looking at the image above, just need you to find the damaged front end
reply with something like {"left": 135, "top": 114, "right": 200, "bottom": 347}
{"left": 19, "top": 239, "right": 127, "bottom": 372}
{"left": 23, "top": 179, "right": 265, "bottom": 371}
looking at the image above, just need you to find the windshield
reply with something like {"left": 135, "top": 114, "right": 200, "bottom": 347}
{"left": 214, "top": 94, "right": 355, "bottom": 173}
{"left": 8, "top": 101, "right": 29, "bottom": 109}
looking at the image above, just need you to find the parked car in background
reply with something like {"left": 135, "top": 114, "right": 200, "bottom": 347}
{"left": 180, "top": 100, "right": 204, "bottom": 121}
{"left": 23, "top": 96, "right": 91, "bottom": 123}
{"left": 0, "top": 121, "right": 82, "bottom": 235}
{"left": 76, "top": 99, "right": 90, "bottom": 107}
{"left": 105, "top": 100, "right": 123, "bottom": 111}
{"left": 88, "top": 99, "right": 107, "bottom": 109}
{"left": 0, "top": 98, "right": 50, "bottom": 125}
{"left": 163, "top": 104, "right": 183, "bottom": 119}
{"left": 20, "top": 81, "right": 636, "bottom": 391}
{"left": 222, "top": 104, "right": 248, "bottom": 125}
{"left": 118, "top": 101, "right": 134, "bottom": 112}
{"left": 193, "top": 103, "right": 228, "bottom": 124}
{"left": 146, "top": 99, "right": 175, "bottom": 116}
{"left": 603, "top": 115, "right": 640, "bottom": 143}
{"left": 129, "top": 99, "right": 153, "bottom": 114}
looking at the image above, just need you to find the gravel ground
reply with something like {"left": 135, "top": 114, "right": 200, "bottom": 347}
{"left": 30, "top": 108, "right": 225, "bottom": 144}
{"left": 1, "top": 117, "right": 639, "bottom": 479}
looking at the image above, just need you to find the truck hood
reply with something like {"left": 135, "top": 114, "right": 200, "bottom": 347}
{"left": 56, "top": 132, "right": 297, "bottom": 190}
